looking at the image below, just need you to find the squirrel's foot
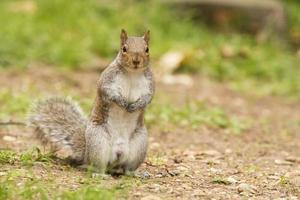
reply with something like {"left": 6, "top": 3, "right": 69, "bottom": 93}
{"left": 91, "top": 173, "right": 111, "bottom": 180}
{"left": 124, "top": 170, "right": 137, "bottom": 177}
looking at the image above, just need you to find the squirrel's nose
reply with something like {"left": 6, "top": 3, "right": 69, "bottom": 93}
{"left": 116, "top": 151, "right": 123, "bottom": 159}
{"left": 132, "top": 60, "right": 140, "bottom": 66}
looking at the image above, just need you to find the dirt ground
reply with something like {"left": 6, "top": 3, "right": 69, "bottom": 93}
{"left": 0, "top": 67, "right": 299, "bottom": 199}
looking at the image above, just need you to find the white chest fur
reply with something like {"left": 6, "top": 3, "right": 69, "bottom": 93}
{"left": 114, "top": 72, "right": 149, "bottom": 102}
{"left": 107, "top": 72, "right": 149, "bottom": 138}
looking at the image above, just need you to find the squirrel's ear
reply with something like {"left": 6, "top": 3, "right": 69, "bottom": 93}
{"left": 120, "top": 29, "right": 128, "bottom": 46}
{"left": 143, "top": 30, "right": 150, "bottom": 44}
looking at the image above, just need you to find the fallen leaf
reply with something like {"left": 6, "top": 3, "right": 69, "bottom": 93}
{"left": 3, "top": 135, "right": 17, "bottom": 142}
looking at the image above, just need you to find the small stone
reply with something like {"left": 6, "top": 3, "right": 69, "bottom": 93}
{"left": 275, "top": 159, "right": 293, "bottom": 166}
{"left": 174, "top": 156, "right": 183, "bottom": 164}
{"left": 2, "top": 135, "right": 17, "bottom": 142}
{"left": 237, "top": 183, "right": 258, "bottom": 194}
{"left": 225, "top": 149, "right": 232, "bottom": 154}
{"left": 227, "top": 177, "right": 238, "bottom": 184}
{"left": 155, "top": 171, "right": 168, "bottom": 178}
{"left": 140, "top": 171, "right": 151, "bottom": 179}
{"left": 155, "top": 174, "right": 163, "bottom": 178}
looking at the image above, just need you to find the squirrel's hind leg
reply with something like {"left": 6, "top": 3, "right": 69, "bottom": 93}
{"left": 124, "top": 126, "right": 148, "bottom": 173}
{"left": 85, "top": 124, "right": 111, "bottom": 174}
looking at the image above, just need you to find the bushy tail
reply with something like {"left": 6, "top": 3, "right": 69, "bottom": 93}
{"left": 28, "top": 97, "right": 87, "bottom": 164}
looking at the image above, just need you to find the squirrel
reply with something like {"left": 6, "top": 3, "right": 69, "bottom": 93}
{"left": 28, "top": 29, "right": 154, "bottom": 175}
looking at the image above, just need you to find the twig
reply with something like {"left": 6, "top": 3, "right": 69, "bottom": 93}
{"left": 0, "top": 121, "right": 26, "bottom": 126}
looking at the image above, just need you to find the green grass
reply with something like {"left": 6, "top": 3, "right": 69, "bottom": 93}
{"left": 0, "top": 148, "right": 53, "bottom": 165}
{"left": 0, "top": 87, "right": 249, "bottom": 134}
{"left": 0, "top": 170, "right": 125, "bottom": 200}
{"left": 211, "top": 176, "right": 230, "bottom": 185}
{"left": 0, "top": 89, "right": 32, "bottom": 120}
{"left": 0, "top": 0, "right": 202, "bottom": 68}
{"left": 146, "top": 99, "right": 249, "bottom": 134}
{"left": 0, "top": 149, "right": 136, "bottom": 200}
{"left": 0, "top": 151, "right": 17, "bottom": 164}
{"left": 0, "top": 0, "right": 299, "bottom": 97}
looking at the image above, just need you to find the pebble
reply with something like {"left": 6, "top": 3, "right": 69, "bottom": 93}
{"left": 237, "top": 183, "right": 258, "bottom": 194}
{"left": 227, "top": 177, "right": 238, "bottom": 184}
{"left": 225, "top": 149, "right": 232, "bottom": 154}
{"left": 174, "top": 156, "right": 183, "bottom": 163}
{"left": 140, "top": 171, "right": 151, "bottom": 179}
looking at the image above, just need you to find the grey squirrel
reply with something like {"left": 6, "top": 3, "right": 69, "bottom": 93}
{"left": 28, "top": 29, "right": 154, "bottom": 175}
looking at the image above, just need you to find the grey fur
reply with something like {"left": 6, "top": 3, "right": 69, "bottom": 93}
{"left": 100, "top": 62, "right": 130, "bottom": 110}
{"left": 28, "top": 30, "right": 154, "bottom": 174}
{"left": 28, "top": 97, "right": 87, "bottom": 163}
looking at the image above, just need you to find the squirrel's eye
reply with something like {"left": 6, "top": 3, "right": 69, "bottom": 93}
{"left": 122, "top": 46, "right": 127, "bottom": 53}
{"left": 145, "top": 47, "right": 149, "bottom": 53}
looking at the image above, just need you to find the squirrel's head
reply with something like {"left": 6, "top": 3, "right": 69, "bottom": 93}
{"left": 118, "top": 29, "right": 150, "bottom": 71}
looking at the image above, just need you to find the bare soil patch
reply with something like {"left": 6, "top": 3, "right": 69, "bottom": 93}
{"left": 0, "top": 67, "right": 299, "bottom": 199}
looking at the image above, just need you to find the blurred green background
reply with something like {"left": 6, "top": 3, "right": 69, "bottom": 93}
{"left": 0, "top": 0, "right": 299, "bottom": 98}
{"left": 0, "top": 1, "right": 300, "bottom": 199}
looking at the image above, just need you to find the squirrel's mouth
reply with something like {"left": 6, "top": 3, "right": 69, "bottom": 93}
{"left": 127, "top": 64, "right": 145, "bottom": 71}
